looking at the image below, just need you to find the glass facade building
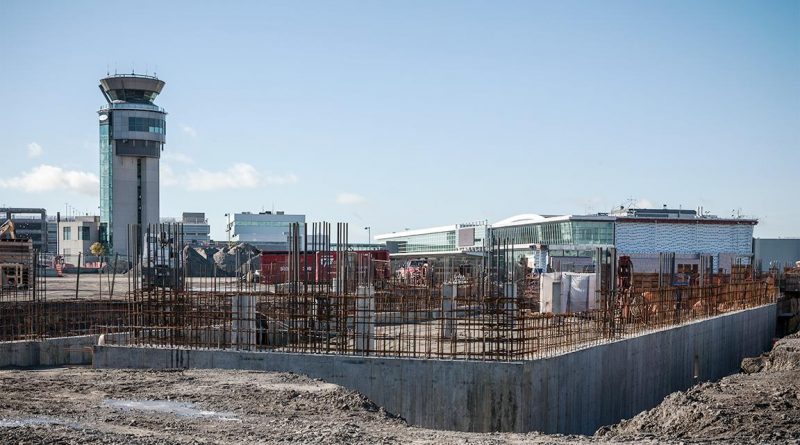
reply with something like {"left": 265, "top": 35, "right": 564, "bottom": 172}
{"left": 231, "top": 212, "right": 306, "bottom": 251}
{"left": 376, "top": 216, "right": 613, "bottom": 258}
{"left": 389, "top": 230, "right": 457, "bottom": 254}
{"left": 376, "top": 211, "right": 757, "bottom": 274}
{"left": 490, "top": 220, "right": 613, "bottom": 246}
{"left": 376, "top": 223, "right": 488, "bottom": 256}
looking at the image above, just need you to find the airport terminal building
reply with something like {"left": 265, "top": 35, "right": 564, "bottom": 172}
{"left": 375, "top": 207, "right": 756, "bottom": 273}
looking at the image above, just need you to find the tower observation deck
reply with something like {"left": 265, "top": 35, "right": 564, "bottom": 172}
{"left": 98, "top": 73, "right": 167, "bottom": 256}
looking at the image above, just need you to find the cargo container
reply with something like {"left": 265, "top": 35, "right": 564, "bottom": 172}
{"left": 259, "top": 250, "right": 389, "bottom": 285}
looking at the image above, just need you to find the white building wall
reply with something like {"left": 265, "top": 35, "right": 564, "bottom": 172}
{"left": 58, "top": 218, "right": 100, "bottom": 261}
{"left": 615, "top": 222, "right": 753, "bottom": 255}
{"left": 615, "top": 222, "right": 754, "bottom": 272}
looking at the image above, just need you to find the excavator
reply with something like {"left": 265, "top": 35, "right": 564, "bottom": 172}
{"left": 0, "top": 219, "right": 16, "bottom": 240}
{"left": 0, "top": 219, "right": 29, "bottom": 290}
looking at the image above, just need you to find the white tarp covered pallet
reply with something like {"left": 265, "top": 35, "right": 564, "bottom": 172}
{"left": 539, "top": 272, "right": 598, "bottom": 314}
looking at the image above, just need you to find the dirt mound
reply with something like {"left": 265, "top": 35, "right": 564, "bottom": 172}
{"left": 182, "top": 243, "right": 261, "bottom": 277}
{"left": 598, "top": 333, "right": 800, "bottom": 443}
{"left": 741, "top": 332, "right": 800, "bottom": 374}
{"left": 212, "top": 243, "right": 260, "bottom": 276}
{"left": 183, "top": 245, "right": 220, "bottom": 277}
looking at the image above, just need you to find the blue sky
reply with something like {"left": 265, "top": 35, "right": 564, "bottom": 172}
{"left": 0, "top": 0, "right": 797, "bottom": 241}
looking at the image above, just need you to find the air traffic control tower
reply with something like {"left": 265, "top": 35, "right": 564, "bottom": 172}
{"left": 98, "top": 74, "right": 166, "bottom": 256}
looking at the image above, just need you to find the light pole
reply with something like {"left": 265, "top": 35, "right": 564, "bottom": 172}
{"left": 224, "top": 213, "right": 233, "bottom": 247}
{"left": 364, "top": 226, "right": 371, "bottom": 245}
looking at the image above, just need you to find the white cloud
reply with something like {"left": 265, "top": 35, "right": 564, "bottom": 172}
{"left": 634, "top": 198, "right": 654, "bottom": 208}
{"left": 27, "top": 142, "right": 43, "bottom": 158}
{"left": 176, "top": 163, "right": 297, "bottom": 191}
{"left": 264, "top": 173, "right": 299, "bottom": 185}
{"left": 0, "top": 164, "right": 98, "bottom": 196}
{"left": 336, "top": 192, "right": 366, "bottom": 205}
{"left": 160, "top": 163, "right": 179, "bottom": 187}
{"left": 163, "top": 151, "right": 195, "bottom": 164}
{"left": 181, "top": 125, "right": 197, "bottom": 138}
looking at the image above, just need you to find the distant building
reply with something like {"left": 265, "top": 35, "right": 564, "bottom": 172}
{"left": 753, "top": 238, "right": 800, "bottom": 272}
{"left": 375, "top": 221, "right": 488, "bottom": 256}
{"left": 377, "top": 207, "right": 757, "bottom": 273}
{"left": 0, "top": 208, "right": 48, "bottom": 252}
{"left": 610, "top": 207, "right": 756, "bottom": 273}
{"left": 231, "top": 211, "right": 305, "bottom": 251}
{"left": 46, "top": 215, "right": 58, "bottom": 254}
{"left": 58, "top": 216, "right": 101, "bottom": 258}
{"left": 161, "top": 213, "right": 211, "bottom": 246}
{"left": 181, "top": 212, "right": 211, "bottom": 245}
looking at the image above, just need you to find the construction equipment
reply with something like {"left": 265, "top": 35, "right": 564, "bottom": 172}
{"left": 0, "top": 219, "right": 16, "bottom": 240}
{"left": 0, "top": 219, "right": 32, "bottom": 290}
{"left": 141, "top": 225, "right": 184, "bottom": 291}
{"left": 0, "top": 262, "right": 28, "bottom": 289}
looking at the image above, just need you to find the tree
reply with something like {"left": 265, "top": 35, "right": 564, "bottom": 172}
{"left": 90, "top": 242, "right": 109, "bottom": 296}
{"left": 89, "top": 242, "right": 106, "bottom": 257}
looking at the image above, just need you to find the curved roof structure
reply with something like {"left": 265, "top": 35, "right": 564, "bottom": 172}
{"left": 99, "top": 74, "right": 165, "bottom": 104}
{"left": 492, "top": 214, "right": 551, "bottom": 227}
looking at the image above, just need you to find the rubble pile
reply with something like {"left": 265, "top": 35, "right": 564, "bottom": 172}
{"left": 183, "top": 243, "right": 261, "bottom": 277}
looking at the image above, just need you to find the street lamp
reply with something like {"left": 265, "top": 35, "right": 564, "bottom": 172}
{"left": 364, "top": 226, "right": 371, "bottom": 245}
{"left": 224, "top": 213, "right": 233, "bottom": 247}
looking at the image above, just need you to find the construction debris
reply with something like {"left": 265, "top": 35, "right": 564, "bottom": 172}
{"left": 182, "top": 243, "right": 260, "bottom": 277}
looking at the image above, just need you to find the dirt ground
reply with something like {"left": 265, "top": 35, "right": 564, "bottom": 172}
{"left": 599, "top": 332, "right": 800, "bottom": 444}
{"left": 0, "top": 334, "right": 798, "bottom": 444}
{"left": 28, "top": 275, "right": 250, "bottom": 301}
{"left": 0, "top": 367, "right": 600, "bottom": 445}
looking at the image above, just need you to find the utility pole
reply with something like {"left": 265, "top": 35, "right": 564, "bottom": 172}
{"left": 364, "top": 226, "right": 371, "bottom": 245}
{"left": 225, "top": 213, "right": 233, "bottom": 247}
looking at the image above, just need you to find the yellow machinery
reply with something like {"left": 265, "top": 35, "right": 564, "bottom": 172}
{"left": 0, "top": 219, "right": 16, "bottom": 240}
{"left": 0, "top": 219, "right": 30, "bottom": 290}
{"left": 0, "top": 263, "right": 27, "bottom": 289}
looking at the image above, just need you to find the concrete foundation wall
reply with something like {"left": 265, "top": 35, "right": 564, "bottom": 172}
{"left": 93, "top": 304, "right": 776, "bottom": 435}
{"left": 0, "top": 335, "right": 99, "bottom": 368}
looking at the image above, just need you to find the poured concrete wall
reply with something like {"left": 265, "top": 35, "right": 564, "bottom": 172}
{"left": 0, "top": 333, "right": 129, "bottom": 368}
{"left": 0, "top": 335, "right": 99, "bottom": 368}
{"left": 94, "top": 304, "right": 776, "bottom": 435}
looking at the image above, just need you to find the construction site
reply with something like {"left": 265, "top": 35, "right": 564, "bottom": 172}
{"left": 1, "top": 219, "right": 798, "bottom": 443}
{"left": 0, "top": 222, "right": 778, "bottom": 356}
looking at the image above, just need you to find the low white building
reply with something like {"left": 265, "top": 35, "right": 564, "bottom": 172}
{"left": 58, "top": 216, "right": 101, "bottom": 259}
